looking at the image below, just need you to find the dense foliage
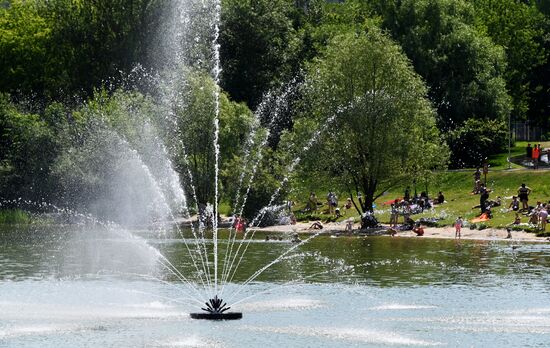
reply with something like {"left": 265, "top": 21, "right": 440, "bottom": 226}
{"left": 293, "top": 29, "right": 446, "bottom": 213}
{"left": 0, "top": 0, "right": 548, "bottom": 221}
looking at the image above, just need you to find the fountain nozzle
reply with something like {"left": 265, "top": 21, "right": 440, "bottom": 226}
{"left": 190, "top": 295, "right": 242, "bottom": 320}
{"left": 201, "top": 295, "right": 230, "bottom": 314}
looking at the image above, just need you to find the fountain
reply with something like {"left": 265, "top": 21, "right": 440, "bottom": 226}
{"left": 3, "top": 2, "right": 550, "bottom": 346}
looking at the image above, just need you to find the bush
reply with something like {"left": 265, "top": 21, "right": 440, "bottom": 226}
{"left": 447, "top": 119, "right": 509, "bottom": 168}
{"left": 0, "top": 209, "right": 31, "bottom": 224}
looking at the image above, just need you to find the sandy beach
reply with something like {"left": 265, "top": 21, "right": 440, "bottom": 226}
{"left": 253, "top": 220, "right": 549, "bottom": 243}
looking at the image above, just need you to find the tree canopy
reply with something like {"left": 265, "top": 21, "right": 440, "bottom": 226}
{"left": 0, "top": 0, "right": 548, "bottom": 219}
{"left": 293, "top": 29, "right": 447, "bottom": 215}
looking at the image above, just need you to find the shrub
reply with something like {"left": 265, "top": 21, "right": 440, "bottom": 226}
{"left": 447, "top": 119, "right": 509, "bottom": 168}
{"left": 0, "top": 209, "right": 31, "bottom": 224}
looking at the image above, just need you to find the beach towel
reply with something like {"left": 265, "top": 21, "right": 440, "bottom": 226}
{"left": 471, "top": 213, "right": 490, "bottom": 223}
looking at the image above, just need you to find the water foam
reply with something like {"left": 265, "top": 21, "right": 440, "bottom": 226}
{"left": 240, "top": 326, "right": 442, "bottom": 346}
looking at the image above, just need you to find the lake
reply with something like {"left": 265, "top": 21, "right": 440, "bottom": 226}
{"left": 1, "top": 225, "right": 549, "bottom": 347}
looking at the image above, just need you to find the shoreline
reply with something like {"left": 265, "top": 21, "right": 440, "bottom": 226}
{"left": 253, "top": 221, "right": 549, "bottom": 243}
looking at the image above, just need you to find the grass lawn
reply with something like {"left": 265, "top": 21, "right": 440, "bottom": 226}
{"left": 290, "top": 168, "right": 550, "bottom": 232}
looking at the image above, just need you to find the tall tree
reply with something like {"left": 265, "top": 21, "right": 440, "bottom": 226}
{"left": 168, "top": 70, "right": 255, "bottom": 207}
{"left": 293, "top": 29, "right": 447, "bottom": 221}
{"left": 373, "top": 0, "right": 511, "bottom": 131}
{"left": 0, "top": 1, "right": 51, "bottom": 95}
{"left": 472, "top": 0, "right": 548, "bottom": 124}
{"left": 220, "top": 0, "right": 302, "bottom": 109}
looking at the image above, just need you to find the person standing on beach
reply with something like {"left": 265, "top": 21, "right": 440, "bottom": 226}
{"left": 539, "top": 204, "right": 548, "bottom": 231}
{"left": 455, "top": 216, "right": 463, "bottom": 239}
{"left": 327, "top": 191, "right": 337, "bottom": 215}
{"left": 518, "top": 183, "right": 532, "bottom": 211}
{"left": 390, "top": 202, "right": 399, "bottom": 227}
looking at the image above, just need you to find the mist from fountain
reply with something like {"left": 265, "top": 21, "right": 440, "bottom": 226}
{"left": 2, "top": 0, "right": 339, "bottom": 317}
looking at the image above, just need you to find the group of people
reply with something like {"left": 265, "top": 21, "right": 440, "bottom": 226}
{"left": 526, "top": 143, "right": 546, "bottom": 169}
{"left": 307, "top": 191, "right": 354, "bottom": 218}
{"left": 508, "top": 183, "right": 549, "bottom": 231}
{"left": 388, "top": 190, "right": 444, "bottom": 228}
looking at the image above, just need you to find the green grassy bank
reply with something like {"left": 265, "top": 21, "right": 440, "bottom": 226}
{"left": 290, "top": 168, "right": 550, "bottom": 234}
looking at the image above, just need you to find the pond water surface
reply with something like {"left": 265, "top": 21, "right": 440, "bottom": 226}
{"left": 1, "top": 225, "right": 549, "bottom": 347}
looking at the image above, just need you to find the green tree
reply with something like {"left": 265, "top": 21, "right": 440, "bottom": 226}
{"left": 374, "top": 0, "right": 511, "bottom": 130}
{"left": 39, "top": 0, "right": 161, "bottom": 99}
{"left": 472, "top": 0, "right": 548, "bottom": 123}
{"left": 447, "top": 118, "right": 509, "bottom": 168}
{"left": 220, "top": 0, "right": 303, "bottom": 109}
{"left": 0, "top": 94, "right": 59, "bottom": 202}
{"left": 0, "top": 0, "right": 163, "bottom": 99}
{"left": 167, "top": 70, "right": 255, "bottom": 206}
{"left": 296, "top": 29, "right": 447, "bottom": 220}
{"left": 0, "top": 1, "right": 51, "bottom": 94}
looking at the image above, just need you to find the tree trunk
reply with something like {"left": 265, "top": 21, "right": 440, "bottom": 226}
{"left": 360, "top": 177, "right": 379, "bottom": 229}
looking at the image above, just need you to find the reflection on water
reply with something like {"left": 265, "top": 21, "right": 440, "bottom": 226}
{"left": 0, "top": 225, "right": 549, "bottom": 347}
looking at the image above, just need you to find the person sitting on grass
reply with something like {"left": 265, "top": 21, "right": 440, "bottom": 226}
{"left": 473, "top": 179, "right": 482, "bottom": 194}
{"left": 412, "top": 223, "right": 424, "bottom": 236}
{"left": 509, "top": 196, "right": 520, "bottom": 212}
{"left": 489, "top": 196, "right": 502, "bottom": 207}
{"left": 434, "top": 191, "right": 445, "bottom": 205}
{"left": 528, "top": 209, "right": 539, "bottom": 225}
